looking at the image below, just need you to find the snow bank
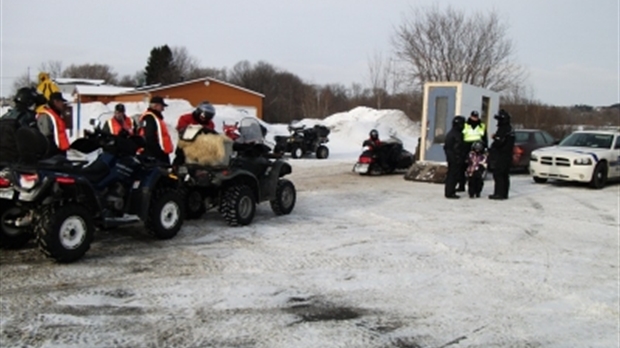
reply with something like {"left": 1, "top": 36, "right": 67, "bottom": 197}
{"left": 287, "top": 106, "right": 420, "bottom": 158}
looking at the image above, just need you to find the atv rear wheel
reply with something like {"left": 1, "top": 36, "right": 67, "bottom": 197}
{"left": 270, "top": 179, "right": 296, "bottom": 215}
{"left": 221, "top": 185, "right": 256, "bottom": 226}
{"left": 183, "top": 188, "right": 206, "bottom": 220}
{"left": 291, "top": 145, "right": 304, "bottom": 159}
{"left": 36, "top": 204, "right": 94, "bottom": 263}
{"left": 316, "top": 145, "right": 329, "bottom": 159}
{"left": 0, "top": 202, "right": 32, "bottom": 249}
{"left": 146, "top": 188, "right": 184, "bottom": 239}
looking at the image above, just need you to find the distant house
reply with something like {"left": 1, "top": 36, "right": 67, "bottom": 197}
{"left": 54, "top": 78, "right": 107, "bottom": 95}
{"left": 114, "top": 77, "right": 265, "bottom": 119}
{"left": 73, "top": 85, "right": 136, "bottom": 104}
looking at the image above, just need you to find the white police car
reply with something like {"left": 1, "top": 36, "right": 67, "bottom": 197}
{"left": 529, "top": 130, "right": 620, "bottom": 189}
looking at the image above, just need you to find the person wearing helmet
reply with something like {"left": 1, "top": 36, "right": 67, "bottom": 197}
{"left": 443, "top": 116, "right": 466, "bottom": 199}
{"left": 458, "top": 110, "right": 488, "bottom": 192}
{"left": 466, "top": 141, "right": 487, "bottom": 198}
{"left": 0, "top": 87, "right": 42, "bottom": 164}
{"left": 489, "top": 109, "right": 515, "bottom": 200}
{"left": 102, "top": 103, "right": 136, "bottom": 136}
{"left": 365, "top": 129, "right": 381, "bottom": 148}
{"left": 176, "top": 101, "right": 216, "bottom": 134}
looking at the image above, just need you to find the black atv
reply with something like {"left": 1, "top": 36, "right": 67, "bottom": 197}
{"left": 2, "top": 121, "right": 184, "bottom": 263}
{"left": 273, "top": 123, "right": 330, "bottom": 159}
{"left": 176, "top": 118, "right": 296, "bottom": 226}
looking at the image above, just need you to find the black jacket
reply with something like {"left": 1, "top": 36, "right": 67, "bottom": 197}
{"left": 0, "top": 108, "right": 37, "bottom": 164}
{"left": 490, "top": 123, "right": 515, "bottom": 170}
{"left": 444, "top": 127, "right": 464, "bottom": 164}
{"left": 142, "top": 108, "right": 170, "bottom": 165}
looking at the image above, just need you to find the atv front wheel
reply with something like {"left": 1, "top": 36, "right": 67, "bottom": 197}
{"left": 316, "top": 145, "right": 329, "bottom": 159}
{"left": 183, "top": 188, "right": 206, "bottom": 220}
{"left": 146, "top": 188, "right": 184, "bottom": 239}
{"left": 270, "top": 179, "right": 296, "bottom": 215}
{"left": 221, "top": 185, "right": 256, "bottom": 226}
{"left": 36, "top": 204, "right": 94, "bottom": 263}
{"left": 291, "top": 146, "right": 304, "bottom": 159}
{"left": 0, "top": 202, "right": 32, "bottom": 249}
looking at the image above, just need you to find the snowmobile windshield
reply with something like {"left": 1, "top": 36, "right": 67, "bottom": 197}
{"left": 237, "top": 117, "right": 264, "bottom": 143}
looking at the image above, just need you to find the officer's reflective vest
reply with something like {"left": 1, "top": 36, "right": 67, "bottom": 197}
{"left": 139, "top": 111, "right": 173, "bottom": 154}
{"left": 37, "top": 107, "right": 70, "bottom": 151}
{"left": 463, "top": 123, "right": 485, "bottom": 142}
{"left": 107, "top": 117, "right": 135, "bottom": 135}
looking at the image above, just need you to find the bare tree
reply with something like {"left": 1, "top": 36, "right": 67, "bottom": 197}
{"left": 170, "top": 46, "right": 200, "bottom": 81}
{"left": 38, "top": 60, "right": 63, "bottom": 78}
{"left": 392, "top": 5, "right": 526, "bottom": 92}
{"left": 62, "top": 63, "right": 119, "bottom": 84}
{"left": 11, "top": 72, "right": 35, "bottom": 95}
{"left": 367, "top": 50, "right": 390, "bottom": 109}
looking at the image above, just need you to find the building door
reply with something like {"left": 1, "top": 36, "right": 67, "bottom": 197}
{"left": 425, "top": 87, "right": 456, "bottom": 161}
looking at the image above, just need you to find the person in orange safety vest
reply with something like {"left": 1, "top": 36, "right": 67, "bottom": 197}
{"left": 36, "top": 92, "right": 70, "bottom": 158}
{"left": 102, "top": 103, "right": 136, "bottom": 136}
{"left": 138, "top": 96, "right": 173, "bottom": 164}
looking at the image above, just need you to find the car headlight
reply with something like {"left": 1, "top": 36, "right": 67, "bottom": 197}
{"left": 530, "top": 154, "right": 538, "bottom": 161}
{"left": 573, "top": 158, "right": 592, "bottom": 165}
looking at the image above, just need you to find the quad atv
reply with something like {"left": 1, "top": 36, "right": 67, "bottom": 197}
{"left": 3, "top": 120, "right": 184, "bottom": 263}
{"left": 176, "top": 118, "right": 296, "bottom": 226}
{"left": 273, "top": 122, "right": 330, "bottom": 159}
{"left": 353, "top": 136, "right": 415, "bottom": 175}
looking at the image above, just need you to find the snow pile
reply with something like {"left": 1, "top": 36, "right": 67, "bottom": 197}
{"left": 287, "top": 106, "right": 420, "bottom": 158}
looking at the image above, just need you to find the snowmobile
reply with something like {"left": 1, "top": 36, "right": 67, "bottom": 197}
{"left": 1, "top": 120, "right": 184, "bottom": 263}
{"left": 273, "top": 122, "right": 330, "bottom": 159}
{"left": 353, "top": 136, "right": 415, "bottom": 175}
{"left": 175, "top": 117, "right": 296, "bottom": 226}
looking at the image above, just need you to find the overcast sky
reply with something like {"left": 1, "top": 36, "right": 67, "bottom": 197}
{"left": 1, "top": 0, "right": 618, "bottom": 106}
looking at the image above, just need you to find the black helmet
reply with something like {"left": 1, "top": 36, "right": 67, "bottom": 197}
{"left": 472, "top": 141, "right": 484, "bottom": 153}
{"left": 115, "top": 103, "right": 126, "bottom": 112}
{"left": 369, "top": 129, "right": 379, "bottom": 140}
{"left": 452, "top": 115, "right": 466, "bottom": 129}
{"left": 13, "top": 87, "right": 38, "bottom": 108}
{"left": 194, "top": 101, "right": 215, "bottom": 122}
{"left": 494, "top": 109, "right": 511, "bottom": 124}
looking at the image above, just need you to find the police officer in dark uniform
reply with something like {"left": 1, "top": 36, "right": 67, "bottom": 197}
{"left": 489, "top": 109, "right": 515, "bottom": 200}
{"left": 444, "top": 116, "right": 466, "bottom": 199}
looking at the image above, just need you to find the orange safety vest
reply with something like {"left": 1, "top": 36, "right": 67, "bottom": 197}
{"left": 139, "top": 111, "right": 173, "bottom": 154}
{"left": 107, "top": 116, "right": 135, "bottom": 136}
{"left": 37, "top": 107, "right": 70, "bottom": 151}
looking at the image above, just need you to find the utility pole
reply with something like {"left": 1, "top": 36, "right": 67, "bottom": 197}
{"left": 27, "top": 67, "right": 30, "bottom": 85}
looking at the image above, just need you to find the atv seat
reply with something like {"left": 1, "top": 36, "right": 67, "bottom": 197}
{"left": 37, "top": 156, "right": 110, "bottom": 183}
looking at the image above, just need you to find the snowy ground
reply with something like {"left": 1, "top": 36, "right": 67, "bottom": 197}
{"left": 1, "top": 156, "right": 618, "bottom": 348}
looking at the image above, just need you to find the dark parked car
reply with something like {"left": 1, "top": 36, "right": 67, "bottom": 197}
{"left": 512, "top": 129, "right": 558, "bottom": 171}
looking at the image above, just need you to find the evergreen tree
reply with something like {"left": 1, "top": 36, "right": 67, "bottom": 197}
{"left": 144, "top": 45, "right": 174, "bottom": 85}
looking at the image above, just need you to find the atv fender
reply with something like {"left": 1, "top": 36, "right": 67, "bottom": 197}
{"left": 262, "top": 161, "right": 292, "bottom": 202}
{"left": 214, "top": 169, "right": 260, "bottom": 202}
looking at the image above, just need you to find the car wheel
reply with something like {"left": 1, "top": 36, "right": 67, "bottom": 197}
{"left": 146, "top": 188, "right": 184, "bottom": 239}
{"left": 270, "top": 179, "right": 296, "bottom": 215}
{"left": 533, "top": 176, "right": 547, "bottom": 184}
{"left": 221, "top": 185, "right": 256, "bottom": 226}
{"left": 315, "top": 145, "right": 329, "bottom": 159}
{"left": 36, "top": 204, "right": 94, "bottom": 263}
{"left": 183, "top": 188, "right": 206, "bottom": 220}
{"left": 589, "top": 162, "right": 608, "bottom": 189}
{"left": 0, "top": 201, "right": 32, "bottom": 249}
{"left": 291, "top": 146, "right": 303, "bottom": 159}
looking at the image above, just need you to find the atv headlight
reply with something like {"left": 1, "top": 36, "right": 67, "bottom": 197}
{"left": 573, "top": 158, "right": 592, "bottom": 165}
{"left": 530, "top": 154, "right": 538, "bottom": 162}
